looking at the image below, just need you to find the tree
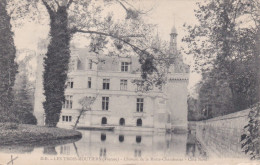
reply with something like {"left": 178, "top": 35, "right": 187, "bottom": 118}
{"left": 13, "top": 74, "right": 37, "bottom": 125}
{"left": 182, "top": 0, "right": 260, "bottom": 115}
{"left": 74, "top": 96, "right": 96, "bottom": 129}
{"left": 198, "top": 70, "right": 235, "bottom": 118}
{"left": 241, "top": 102, "right": 260, "bottom": 160}
{"left": 34, "top": 0, "right": 169, "bottom": 127}
{"left": 187, "top": 96, "right": 202, "bottom": 121}
{"left": 12, "top": 55, "right": 37, "bottom": 125}
{"left": 182, "top": 0, "right": 260, "bottom": 158}
{"left": 0, "top": 0, "right": 18, "bottom": 122}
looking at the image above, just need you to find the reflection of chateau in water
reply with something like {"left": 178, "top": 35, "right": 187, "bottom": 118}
{"left": 52, "top": 130, "right": 204, "bottom": 159}
{"left": 0, "top": 129, "right": 246, "bottom": 160}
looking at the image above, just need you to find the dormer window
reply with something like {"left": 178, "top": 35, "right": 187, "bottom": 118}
{"left": 121, "top": 62, "right": 129, "bottom": 72}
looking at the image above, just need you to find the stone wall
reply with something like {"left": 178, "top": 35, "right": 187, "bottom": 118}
{"left": 194, "top": 109, "right": 250, "bottom": 158}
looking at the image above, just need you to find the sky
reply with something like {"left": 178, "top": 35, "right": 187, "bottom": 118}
{"left": 13, "top": 0, "right": 202, "bottom": 96}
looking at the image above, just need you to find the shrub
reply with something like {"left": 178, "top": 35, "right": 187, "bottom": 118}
{"left": 241, "top": 102, "right": 260, "bottom": 160}
{"left": 15, "top": 109, "right": 37, "bottom": 125}
{"left": 0, "top": 122, "right": 18, "bottom": 130}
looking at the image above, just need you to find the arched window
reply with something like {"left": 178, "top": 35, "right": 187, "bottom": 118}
{"left": 101, "top": 117, "right": 107, "bottom": 125}
{"left": 101, "top": 133, "right": 106, "bottom": 141}
{"left": 119, "top": 135, "right": 124, "bottom": 142}
{"left": 119, "top": 118, "right": 125, "bottom": 126}
{"left": 136, "top": 119, "right": 142, "bottom": 126}
{"left": 136, "top": 136, "right": 142, "bottom": 143}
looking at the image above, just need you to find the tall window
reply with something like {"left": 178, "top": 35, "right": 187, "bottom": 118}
{"left": 120, "top": 79, "right": 127, "bottom": 90}
{"left": 136, "top": 98, "right": 144, "bottom": 112}
{"left": 63, "top": 95, "right": 73, "bottom": 109}
{"left": 66, "top": 78, "right": 73, "bottom": 88}
{"left": 88, "top": 77, "right": 91, "bottom": 88}
{"left": 103, "top": 79, "right": 110, "bottom": 90}
{"left": 89, "top": 59, "right": 93, "bottom": 69}
{"left": 121, "top": 62, "right": 129, "bottom": 72}
{"left": 62, "top": 116, "right": 72, "bottom": 122}
{"left": 102, "top": 97, "right": 109, "bottom": 110}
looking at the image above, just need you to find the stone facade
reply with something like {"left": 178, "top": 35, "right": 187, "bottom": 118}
{"left": 33, "top": 28, "right": 189, "bottom": 132}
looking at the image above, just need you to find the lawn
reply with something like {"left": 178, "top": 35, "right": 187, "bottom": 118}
{"left": 0, "top": 123, "right": 82, "bottom": 145}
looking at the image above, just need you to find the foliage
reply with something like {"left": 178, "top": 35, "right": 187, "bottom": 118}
{"left": 241, "top": 102, "right": 260, "bottom": 160}
{"left": 35, "top": 0, "right": 170, "bottom": 126}
{"left": 42, "top": 4, "right": 71, "bottom": 127}
{"left": 78, "top": 96, "right": 96, "bottom": 110}
{"left": 11, "top": 52, "right": 37, "bottom": 125}
{"left": 183, "top": 0, "right": 260, "bottom": 118}
{"left": 198, "top": 70, "right": 235, "bottom": 118}
{"left": 13, "top": 71, "right": 37, "bottom": 125}
{"left": 0, "top": 0, "right": 18, "bottom": 122}
{"left": 0, "top": 122, "right": 18, "bottom": 130}
{"left": 0, "top": 124, "right": 81, "bottom": 145}
{"left": 187, "top": 96, "right": 203, "bottom": 121}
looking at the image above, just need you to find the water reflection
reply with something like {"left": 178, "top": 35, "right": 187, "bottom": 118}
{"left": 136, "top": 136, "right": 141, "bottom": 143}
{"left": 100, "top": 133, "right": 106, "bottom": 141}
{"left": 186, "top": 132, "right": 196, "bottom": 157}
{"left": 56, "top": 130, "right": 205, "bottom": 159}
{"left": 119, "top": 135, "right": 124, "bottom": 142}
{"left": 43, "top": 146, "right": 57, "bottom": 155}
{"left": 0, "top": 137, "right": 80, "bottom": 154}
{"left": 99, "top": 148, "right": 106, "bottom": 157}
{"left": 0, "top": 130, "right": 207, "bottom": 160}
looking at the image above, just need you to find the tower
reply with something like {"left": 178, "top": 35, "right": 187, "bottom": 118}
{"left": 166, "top": 25, "right": 190, "bottom": 133}
{"left": 170, "top": 25, "right": 177, "bottom": 55}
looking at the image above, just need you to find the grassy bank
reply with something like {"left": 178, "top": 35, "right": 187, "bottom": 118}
{"left": 0, "top": 123, "right": 82, "bottom": 145}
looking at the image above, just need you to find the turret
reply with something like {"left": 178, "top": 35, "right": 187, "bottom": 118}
{"left": 170, "top": 25, "right": 178, "bottom": 54}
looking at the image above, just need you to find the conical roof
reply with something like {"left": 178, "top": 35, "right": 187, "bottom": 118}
{"left": 171, "top": 26, "right": 177, "bottom": 34}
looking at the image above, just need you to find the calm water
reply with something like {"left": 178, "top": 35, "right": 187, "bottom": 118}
{"left": 0, "top": 130, "right": 207, "bottom": 161}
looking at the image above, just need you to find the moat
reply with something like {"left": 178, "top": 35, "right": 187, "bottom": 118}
{"left": 0, "top": 130, "right": 206, "bottom": 159}
{"left": 0, "top": 127, "right": 248, "bottom": 162}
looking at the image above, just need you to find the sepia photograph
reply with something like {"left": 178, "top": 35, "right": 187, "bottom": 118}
{"left": 0, "top": 0, "right": 259, "bottom": 164}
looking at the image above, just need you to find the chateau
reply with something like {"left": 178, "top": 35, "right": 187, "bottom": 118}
{"left": 34, "top": 26, "right": 189, "bottom": 132}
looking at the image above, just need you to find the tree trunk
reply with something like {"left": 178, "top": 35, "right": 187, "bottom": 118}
{"left": 256, "top": 29, "right": 260, "bottom": 102}
{"left": 0, "top": 0, "right": 18, "bottom": 122}
{"left": 43, "top": 5, "right": 71, "bottom": 127}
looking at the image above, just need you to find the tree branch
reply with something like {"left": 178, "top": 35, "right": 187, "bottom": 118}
{"left": 116, "top": 0, "right": 128, "bottom": 11}
{"left": 54, "top": 0, "right": 60, "bottom": 8}
{"left": 41, "top": 0, "right": 54, "bottom": 15}
{"left": 75, "top": 29, "right": 156, "bottom": 59}
{"left": 67, "top": 0, "right": 73, "bottom": 9}
{"left": 9, "top": 6, "right": 17, "bottom": 16}
{"left": 75, "top": 29, "right": 168, "bottom": 62}
{"left": 233, "top": 0, "right": 241, "bottom": 24}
